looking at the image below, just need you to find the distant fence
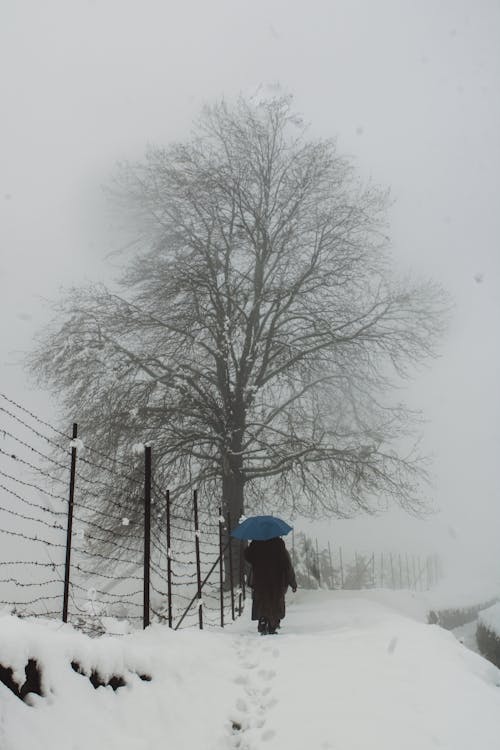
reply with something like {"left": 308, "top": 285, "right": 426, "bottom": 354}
{"left": 290, "top": 534, "right": 442, "bottom": 592}
{"left": 0, "top": 393, "right": 245, "bottom": 633}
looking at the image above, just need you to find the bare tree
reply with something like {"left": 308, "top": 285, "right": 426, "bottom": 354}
{"left": 30, "top": 94, "right": 447, "bottom": 561}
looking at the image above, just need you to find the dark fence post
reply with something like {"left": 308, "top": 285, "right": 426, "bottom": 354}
{"left": 193, "top": 490, "right": 203, "bottom": 629}
{"left": 218, "top": 507, "right": 224, "bottom": 628}
{"left": 339, "top": 546, "right": 344, "bottom": 589}
{"left": 227, "top": 512, "right": 235, "bottom": 620}
{"left": 143, "top": 445, "right": 151, "bottom": 629}
{"left": 240, "top": 540, "right": 246, "bottom": 602}
{"left": 166, "top": 490, "right": 172, "bottom": 628}
{"left": 62, "top": 422, "right": 78, "bottom": 623}
{"left": 238, "top": 543, "right": 243, "bottom": 616}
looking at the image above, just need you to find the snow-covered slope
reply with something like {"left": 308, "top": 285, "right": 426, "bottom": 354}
{"left": 1, "top": 589, "right": 500, "bottom": 750}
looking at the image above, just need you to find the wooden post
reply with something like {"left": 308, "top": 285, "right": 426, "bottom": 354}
{"left": 339, "top": 546, "right": 344, "bottom": 589}
{"left": 143, "top": 445, "right": 152, "bottom": 629}
{"left": 398, "top": 554, "right": 403, "bottom": 589}
{"left": 63, "top": 423, "right": 78, "bottom": 623}
{"left": 193, "top": 490, "right": 203, "bottom": 629}
{"left": 380, "top": 552, "right": 384, "bottom": 588}
{"left": 218, "top": 508, "right": 224, "bottom": 628}
{"left": 166, "top": 490, "right": 172, "bottom": 628}
{"left": 405, "top": 553, "right": 411, "bottom": 589}
{"left": 390, "top": 553, "right": 395, "bottom": 589}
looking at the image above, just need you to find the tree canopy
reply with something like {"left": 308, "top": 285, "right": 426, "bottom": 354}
{"left": 30, "top": 94, "right": 447, "bottom": 538}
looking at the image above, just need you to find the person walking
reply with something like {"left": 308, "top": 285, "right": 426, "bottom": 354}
{"left": 244, "top": 536, "right": 297, "bottom": 635}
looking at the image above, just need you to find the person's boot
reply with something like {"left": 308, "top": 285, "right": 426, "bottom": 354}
{"left": 258, "top": 617, "right": 268, "bottom": 634}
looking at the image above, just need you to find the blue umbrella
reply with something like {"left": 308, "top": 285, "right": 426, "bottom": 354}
{"left": 230, "top": 515, "right": 293, "bottom": 541}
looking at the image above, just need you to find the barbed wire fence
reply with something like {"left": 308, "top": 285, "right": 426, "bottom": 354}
{"left": 290, "top": 532, "right": 443, "bottom": 592}
{"left": 1, "top": 392, "right": 444, "bottom": 636}
{"left": 0, "top": 393, "right": 245, "bottom": 634}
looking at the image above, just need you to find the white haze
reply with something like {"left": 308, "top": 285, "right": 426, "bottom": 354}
{"left": 0, "top": 1, "right": 499, "bottom": 584}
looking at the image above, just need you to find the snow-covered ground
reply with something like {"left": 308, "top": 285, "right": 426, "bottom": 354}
{"left": 2, "top": 589, "right": 500, "bottom": 750}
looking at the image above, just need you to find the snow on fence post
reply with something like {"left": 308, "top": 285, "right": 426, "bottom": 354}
{"left": 193, "top": 490, "right": 203, "bottom": 630}
{"left": 62, "top": 422, "right": 78, "bottom": 623}
{"left": 218, "top": 507, "right": 224, "bottom": 628}
{"left": 143, "top": 445, "right": 152, "bottom": 629}
{"left": 166, "top": 489, "right": 173, "bottom": 628}
{"left": 226, "top": 512, "right": 235, "bottom": 620}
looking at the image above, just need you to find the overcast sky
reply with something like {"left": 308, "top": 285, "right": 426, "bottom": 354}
{"left": 1, "top": 0, "right": 499, "bottom": 580}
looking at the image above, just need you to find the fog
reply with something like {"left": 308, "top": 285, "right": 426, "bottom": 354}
{"left": 1, "top": 1, "right": 499, "bottom": 584}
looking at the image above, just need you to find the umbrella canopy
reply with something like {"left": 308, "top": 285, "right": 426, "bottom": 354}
{"left": 230, "top": 515, "right": 293, "bottom": 541}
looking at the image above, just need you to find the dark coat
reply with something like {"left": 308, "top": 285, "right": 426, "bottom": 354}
{"left": 244, "top": 538, "right": 297, "bottom": 627}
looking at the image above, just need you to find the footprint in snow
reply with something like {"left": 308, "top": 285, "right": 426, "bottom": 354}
{"left": 262, "top": 729, "right": 276, "bottom": 741}
{"left": 257, "top": 668, "right": 276, "bottom": 681}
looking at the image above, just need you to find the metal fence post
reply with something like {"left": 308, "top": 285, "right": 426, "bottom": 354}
{"left": 62, "top": 423, "right": 78, "bottom": 623}
{"left": 227, "top": 512, "right": 235, "bottom": 620}
{"left": 238, "top": 542, "right": 243, "bottom": 616}
{"left": 193, "top": 490, "right": 203, "bottom": 629}
{"left": 218, "top": 507, "right": 224, "bottom": 628}
{"left": 143, "top": 445, "right": 151, "bottom": 629}
{"left": 166, "top": 489, "right": 172, "bottom": 628}
{"left": 315, "top": 538, "right": 321, "bottom": 587}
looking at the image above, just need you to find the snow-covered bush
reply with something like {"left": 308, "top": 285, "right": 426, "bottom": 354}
{"left": 291, "top": 533, "right": 321, "bottom": 589}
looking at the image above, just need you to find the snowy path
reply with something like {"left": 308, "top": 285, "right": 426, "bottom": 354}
{"left": 226, "top": 591, "right": 500, "bottom": 749}
{"left": 2, "top": 590, "right": 500, "bottom": 749}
